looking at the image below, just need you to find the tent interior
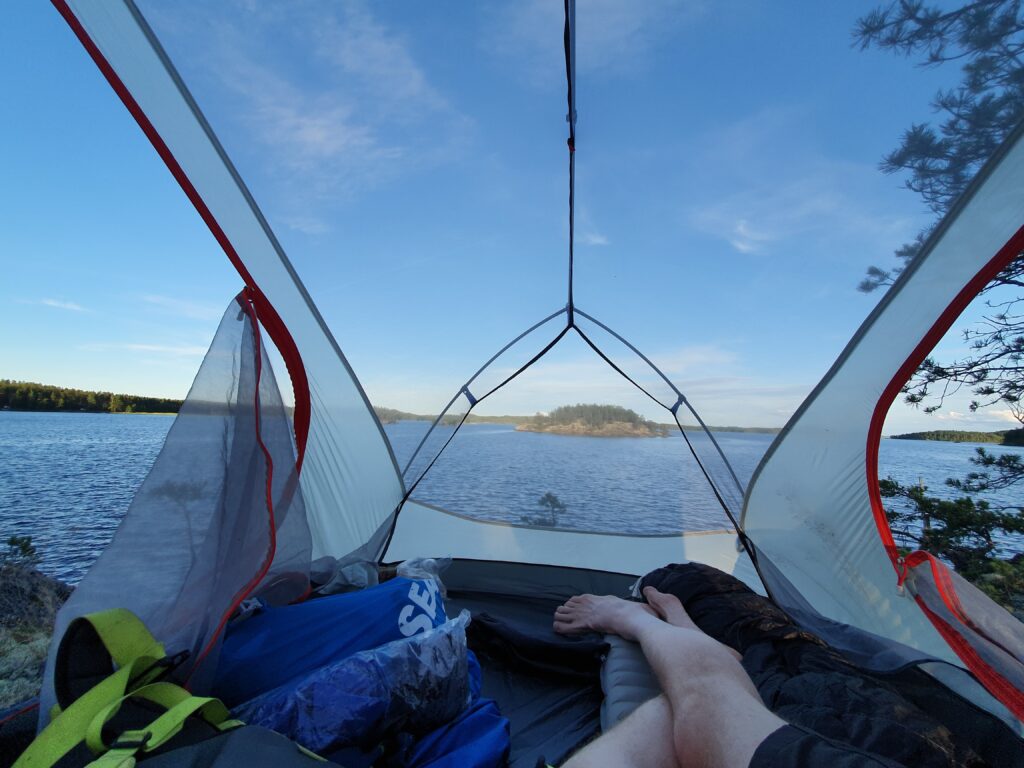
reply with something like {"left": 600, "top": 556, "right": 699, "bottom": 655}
{"left": 5, "top": 0, "right": 1024, "bottom": 766}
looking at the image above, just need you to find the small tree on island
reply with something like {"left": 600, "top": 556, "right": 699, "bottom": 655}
{"left": 522, "top": 492, "right": 568, "bottom": 527}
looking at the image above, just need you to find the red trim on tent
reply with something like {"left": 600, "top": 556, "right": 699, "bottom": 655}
{"left": 903, "top": 551, "right": 968, "bottom": 622}
{"left": 905, "top": 550, "right": 1024, "bottom": 662}
{"left": 913, "top": 594, "right": 1024, "bottom": 721}
{"left": 0, "top": 700, "right": 39, "bottom": 727}
{"left": 188, "top": 291, "right": 279, "bottom": 684}
{"left": 50, "top": 0, "right": 310, "bottom": 471}
{"left": 864, "top": 224, "right": 1024, "bottom": 719}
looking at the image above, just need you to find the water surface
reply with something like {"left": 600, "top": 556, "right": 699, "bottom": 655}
{"left": 1, "top": 411, "right": 1020, "bottom": 582}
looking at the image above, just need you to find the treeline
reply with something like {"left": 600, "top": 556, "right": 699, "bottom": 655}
{"left": 535, "top": 404, "right": 651, "bottom": 429}
{"left": 374, "top": 407, "right": 524, "bottom": 427}
{"left": 0, "top": 380, "right": 182, "bottom": 414}
{"left": 890, "top": 429, "right": 1024, "bottom": 446}
{"left": 374, "top": 407, "right": 428, "bottom": 424}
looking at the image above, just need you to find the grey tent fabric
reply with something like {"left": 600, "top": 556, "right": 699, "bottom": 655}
{"left": 40, "top": 293, "right": 311, "bottom": 724}
{"left": 54, "top": 0, "right": 405, "bottom": 565}
{"left": 904, "top": 554, "right": 1024, "bottom": 718}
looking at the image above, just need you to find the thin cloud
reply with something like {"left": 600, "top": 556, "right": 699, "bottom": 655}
{"left": 80, "top": 343, "right": 207, "bottom": 357}
{"left": 142, "top": 295, "right": 224, "bottom": 322}
{"left": 933, "top": 408, "right": 1020, "bottom": 425}
{"left": 649, "top": 345, "right": 737, "bottom": 377}
{"left": 486, "top": 0, "right": 706, "bottom": 82}
{"left": 685, "top": 107, "right": 920, "bottom": 257}
{"left": 155, "top": 0, "right": 472, "bottom": 212}
{"left": 37, "top": 298, "right": 88, "bottom": 312}
{"left": 278, "top": 215, "right": 330, "bottom": 235}
{"left": 728, "top": 220, "right": 773, "bottom": 254}
{"left": 581, "top": 232, "right": 610, "bottom": 246}
{"left": 124, "top": 344, "right": 207, "bottom": 356}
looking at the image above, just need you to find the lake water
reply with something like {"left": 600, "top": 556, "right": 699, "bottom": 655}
{"left": 1, "top": 411, "right": 1021, "bottom": 583}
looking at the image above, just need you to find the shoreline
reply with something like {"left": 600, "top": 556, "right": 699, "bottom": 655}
{"left": 1, "top": 408, "right": 175, "bottom": 416}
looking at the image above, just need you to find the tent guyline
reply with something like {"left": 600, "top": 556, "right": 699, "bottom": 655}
{"left": 564, "top": 0, "right": 577, "bottom": 325}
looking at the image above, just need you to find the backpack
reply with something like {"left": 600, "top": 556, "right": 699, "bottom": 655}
{"left": 15, "top": 609, "right": 332, "bottom": 768}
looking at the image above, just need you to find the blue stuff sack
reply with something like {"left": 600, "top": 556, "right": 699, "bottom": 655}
{"left": 215, "top": 576, "right": 447, "bottom": 705}
{"left": 234, "top": 612, "right": 473, "bottom": 754}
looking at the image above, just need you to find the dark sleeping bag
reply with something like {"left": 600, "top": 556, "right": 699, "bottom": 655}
{"left": 641, "top": 563, "right": 1022, "bottom": 768}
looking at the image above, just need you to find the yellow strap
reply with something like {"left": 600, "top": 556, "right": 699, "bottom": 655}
{"left": 85, "top": 749, "right": 137, "bottom": 768}
{"left": 82, "top": 609, "right": 165, "bottom": 666}
{"left": 84, "top": 729, "right": 149, "bottom": 768}
{"left": 13, "top": 655, "right": 159, "bottom": 768}
{"left": 296, "top": 743, "right": 328, "bottom": 762}
{"left": 85, "top": 683, "right": 230, "bottom": 756}
{"left": 17, "top": 609, "right": 236, "bottom": 768}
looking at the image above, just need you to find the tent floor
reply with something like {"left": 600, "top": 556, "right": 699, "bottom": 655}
{"left": 447, "top": 590, "right": 601, "bottom": 768}
{"left": 442, "top": 560, "right": 640, "bottom": 768}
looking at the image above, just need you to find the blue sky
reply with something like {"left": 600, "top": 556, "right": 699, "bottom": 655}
{"left": 1, "top": 1, "right": 1014, "bottom": 432}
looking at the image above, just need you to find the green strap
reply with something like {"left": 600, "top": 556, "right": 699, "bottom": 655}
{"left": 13, "top": 655, "right": 160, "bottom": 768}
{"left": 85, "top": 683, "right": 230, "bottom": 756}
{"left": 48, "top": 609, "right": 165, "bottom": 723}
{"left": 16, "top": 608, "right": 166, "bottom": 768}
{"left": 296, "top": 743, "right": 328, "bottom": 763}
{"left": 85, "top": 731, "right": 147, "bottom": 768}
{"left": 82, "top": 609, "right": 166, "bottom": 666}
{"left": 86, "top": 748, "right": 138, "bottom": 768}
{"left": 18, "top": 609, "right": 239, "bottom": 768}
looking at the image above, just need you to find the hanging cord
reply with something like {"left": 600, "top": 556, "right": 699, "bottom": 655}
{"left": 380, "top": 0, "right": 769, "bottom": 594}
{"left": 564, "top": 0, "right": 577, "bottom": 325}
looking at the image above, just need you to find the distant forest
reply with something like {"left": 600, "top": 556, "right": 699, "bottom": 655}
{"left": 373, "top": 406, "right": 429, "bottom": 424}
{"left": 0, "top": 380, "right": 182, "bottom": 414}
{"left": 373, "top": 406, "right": 521, "bottom": 427}
{"left": 890, "top": 429, "right": 1024, "bottom": 446}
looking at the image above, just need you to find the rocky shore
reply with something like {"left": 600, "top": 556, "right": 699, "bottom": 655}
{"left": 0, "top": 564, "right": 70, "bottom": 709}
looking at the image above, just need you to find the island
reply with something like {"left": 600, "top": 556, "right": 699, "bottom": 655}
{"left": 516, "top": 404, "right": 671, "bottom": 438}
{"left": 374, "top": 404, "right": 781, "bottom": 434}
{"left": 889, "top": 429, "right": 1024, "bottom": 446}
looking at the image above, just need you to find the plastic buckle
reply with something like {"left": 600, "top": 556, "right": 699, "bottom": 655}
{"left": 132, "top": 649, "right": 191, "bottom": 688}
{"left": 110, "top": 731, "right": 151, "bottom": 751}
{"left": 155, "top": 649, "right": 190, "bottom": 672}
